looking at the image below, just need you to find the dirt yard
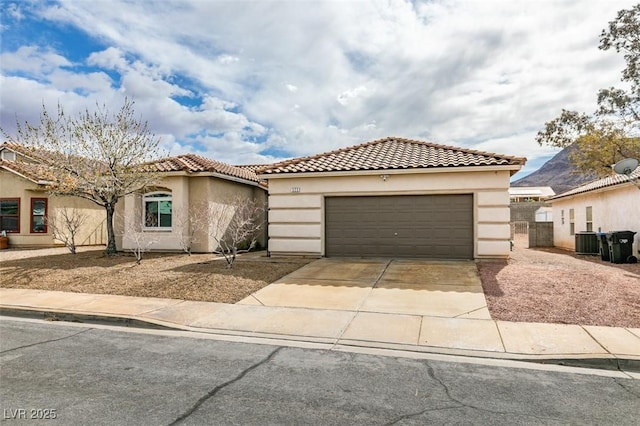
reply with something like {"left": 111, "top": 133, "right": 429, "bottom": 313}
{"left": 477, "top": 246, "right": 640, "bottom": 328}
{"left": 2, "top": 245, "right": 639, "bottom": 328}
{"left": 0, "top": 249, "right": 312, "bottom": 304}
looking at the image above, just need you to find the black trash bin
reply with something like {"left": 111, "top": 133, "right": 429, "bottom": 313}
{"left": 596, "top": 232, "right": 610, "bottom": 261}
{"left": 606, "top": 231, "right": 637, "bottom": 264}
{"left": 575, "top": 232, "right": 599, "bottom": 255}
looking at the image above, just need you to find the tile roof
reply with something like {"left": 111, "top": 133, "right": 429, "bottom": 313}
{"left": 257, "top": 137, "right": 526, "bottom": 175}
{"left": 1, "top": 142, "right": 54, "bottom": 162}
{"left": 233, "top": 164, "right": 273, "bottom": 173}
{"left": 1, "top": 143, "right": 263, "bottom": 186}
{"left": 548, "top": 166, "right": 640, "bottom": 200}
{"left": 143, "top": 154, "right": 262, "bottom": 183}
{"left": 0, "top": 158, "right": 54, "bottom": 184}
{"left": 0, "top": 143, "right": 56, "bottom": 183}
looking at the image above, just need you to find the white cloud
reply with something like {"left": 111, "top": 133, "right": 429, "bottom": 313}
{"left": 1, "top": 0, "right": 637, "bottom": 171}
{"left": 87, "top": 47, "right": 128, "bottom": 71}
{"left": 0, "top": 46, "right": 71, "bottom": 76}
{"left": 337, "top": 86, "right": 369, "bottom": 106}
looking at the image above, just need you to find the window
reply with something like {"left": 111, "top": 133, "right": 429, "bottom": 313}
{"left": 31, "top": 198, "right": 48, "bottom": 233}
{"left": 143, "top": 192, "right": 172, "bottom": 229}
{"left": 0, "top": 198, "right": 20, "bottom": 233}
{"left": 1, "top": 150, "right": 16, "bottom": 161}
{"left": 569, "top": 208, "right": 575, "bottom": 236}
{"left": 586, "top": 206, "right": 593, "bottom": 232}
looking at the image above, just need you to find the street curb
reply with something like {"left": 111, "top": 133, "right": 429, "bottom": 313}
{"left": 0, "top": 307, "right": 175, "bottom": 331}
{"left": 2, "top": 306, "right": 638, "bottom": 374}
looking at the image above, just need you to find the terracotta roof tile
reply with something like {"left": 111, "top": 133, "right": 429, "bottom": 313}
{"left": 1, "top": 143, "right": 264, "bottom": 186}
{"left": 144, "top": 154, "right": 262, "bottom": 183}
{"left": 549, "top": 166, "right": 640, "bottom": 200}
{"left": 0, "top": 158, "right": 55, "bottom": 183}
{"left": 257, "top": 137, "right": 526, "bottom": 175}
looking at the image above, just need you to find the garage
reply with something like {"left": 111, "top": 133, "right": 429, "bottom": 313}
{"left": 259, "top": 137, "right": 525, "bottom": 259}
{"left": 325, "top": 194, "right": 474, "bottom": 259}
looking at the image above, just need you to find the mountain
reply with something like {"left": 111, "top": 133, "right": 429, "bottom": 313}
{"left": 511, "top": 145, "right": 595, "bottom": 195}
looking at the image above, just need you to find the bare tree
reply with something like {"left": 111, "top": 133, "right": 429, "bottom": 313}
{"left": 173, "top": 204, "right": 207, "bottom": 255}
{"left": 47, "top": 207, "right": 88, "bottom": 254}
{"left": 120, "top": 217, "right": 158, "bottom": 265}
{"left": 206, "top": 197, "right": 265, "bottom": 268}
{"left": 1, "top": 98, "right": 162, "bottom": 255}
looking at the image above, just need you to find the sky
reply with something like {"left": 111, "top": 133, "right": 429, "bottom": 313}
{"left": 0, "top": 0, "right": 636, "bottom": 178}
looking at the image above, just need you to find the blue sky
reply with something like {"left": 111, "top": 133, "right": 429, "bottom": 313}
{"left": 0, "top": 0, "right": 635, "bottom": 178}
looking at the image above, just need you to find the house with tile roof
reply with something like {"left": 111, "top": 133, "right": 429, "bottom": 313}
{"left": 257, "top": 137, "right": 526, "bottom": 259}
{"left": 117, "top": 153, "right": 267, "bottom": 252}
{"left": 0, "top": 143, "right": 267, "bottom": 252}
{"left": 0, "top": 143, "right": 107, "bottom": 248}
{"left": 546, "top": 166, "right": 640, "bottom": 253}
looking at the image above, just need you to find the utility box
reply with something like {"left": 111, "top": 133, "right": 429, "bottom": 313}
{"left": 606, "top": 231, "right": 637, "bottom": 264}
{"left": 575, "top": 232, "right": 599, "bottom": 255}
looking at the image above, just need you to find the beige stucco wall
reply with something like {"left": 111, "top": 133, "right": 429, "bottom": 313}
{"left": 551, "top": 184, "right": 640, "bottom": 252}
{"left": 0, "top": 169, "right": 106, "bottom": 248}
{"left": 264, "top": 168, "right": 514, "bottom": 259}
{"left": 119, "top": 174, "right": 266, "bottom": 253}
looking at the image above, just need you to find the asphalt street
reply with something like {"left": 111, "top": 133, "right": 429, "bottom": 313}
{"left": 0, "top": 317, "right": 638, "bottom": 425}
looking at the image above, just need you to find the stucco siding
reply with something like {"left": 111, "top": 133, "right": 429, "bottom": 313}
{"left": 477, "top": 240, "right": 511, "bottom": 257}
{"left": 265, "top": 169, "right": 513, "bottom": 259}
{"left": 476, "top": 207, "right": 511, "bottom": 223}
{"left": 119, "top": 175, "right": 265, "bottom": 253}
{"left": 269, "top": 194, "right": 321, "bottom": 208}
{"left": 0, "top": 169, "right": 105, "bottom": 248}
{"left": 268, "top": 237, "right": 322, "bottom": 255}
{"left": 268, "top": 208, "right": 322, "bottom": 223}
{"left": 267, "top": 171, "right": 508, "bottom": 195}
{"left": 477, "top": 191, "right": 510, "bottom": 206}
{"left": 269, "top": 224, "right": 322, "bottom": 238}
{"left": 551, "top": 184, "right": 640, "bottom": 252}
{"left": 477, "top": 223, "right": 511, "bottom": 240}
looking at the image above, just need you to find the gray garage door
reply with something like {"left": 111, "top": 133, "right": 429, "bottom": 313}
{"left": 325, "top": 195, "right": 473, "bottom": 259}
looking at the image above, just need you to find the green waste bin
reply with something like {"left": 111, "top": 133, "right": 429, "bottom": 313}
{"left": 596, "top": 232, "right": 610, "bottom": 261}
{"left": 606, "top": 231, "right": 637, "bottom": 264}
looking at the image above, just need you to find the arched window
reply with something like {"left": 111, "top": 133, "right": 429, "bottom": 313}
{"left": 143, "top": 192, "right": 172, "bottom": 229}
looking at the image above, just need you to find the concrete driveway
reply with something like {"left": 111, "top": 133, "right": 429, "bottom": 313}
{"left": 238, "top": 258, "right": 490, "bottom": 319}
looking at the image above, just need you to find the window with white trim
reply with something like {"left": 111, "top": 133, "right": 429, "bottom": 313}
{"left": 569, "top": 208, "right": 575, "bottom": 236}
{"left": 143, "top": 192, "right": 172, "bottom": 230}
{"left": 1, "top": 150, "right": 16, "bottom": 161}
{"left": 586, "top": 206, "right": 593, "bottom": 232}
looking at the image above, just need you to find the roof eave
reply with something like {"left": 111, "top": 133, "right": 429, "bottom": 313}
{"left": 0, "top": 164, "right": 43, "bottom": 185}
{"left": 548, "top": 180, "right": 637, "bottom": 202}
{"left": 210, "top": 172, "right": 263, "bottom": 188}
{"left": 258, "top": 164, "right": 523, "bottom": 179}
{"left": 153, "top": 169, "right": 260, "bottom": 185}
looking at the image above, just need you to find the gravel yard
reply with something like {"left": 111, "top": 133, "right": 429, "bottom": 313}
{"left": 2, "top": 245, "right": 639, "bottom": 328}
{"left": 478, "top": 246, "right": 640, "bottom": 328}
{"left": 0, "top": 249, "right": 312, "bottom": 304}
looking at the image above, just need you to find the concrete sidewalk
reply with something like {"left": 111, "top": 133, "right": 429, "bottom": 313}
{"left": 1, "top": 287, "right": 639, "bottom": 373}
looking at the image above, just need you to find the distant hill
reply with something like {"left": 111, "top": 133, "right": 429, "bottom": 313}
{"left": 511, "top": 145, "right": 595, "bottom": 195}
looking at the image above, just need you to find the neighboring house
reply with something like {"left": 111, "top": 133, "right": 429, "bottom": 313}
{"left": 508, "top": 186, "right": 555, "bottom": 202}
{"left": 116, "top": 154, "right": 267, "bottom": 252}
{"left": 0, "top": 143, "right": 106, "bottom": 247}
{"left": 509, "top": 186, "right": 555, "bottom": 223}
{"left": 547, "top": 167, "right": 640, "bottom": 252}
{"left": 257, "top": 137, "right": 526, "bottom": 259}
